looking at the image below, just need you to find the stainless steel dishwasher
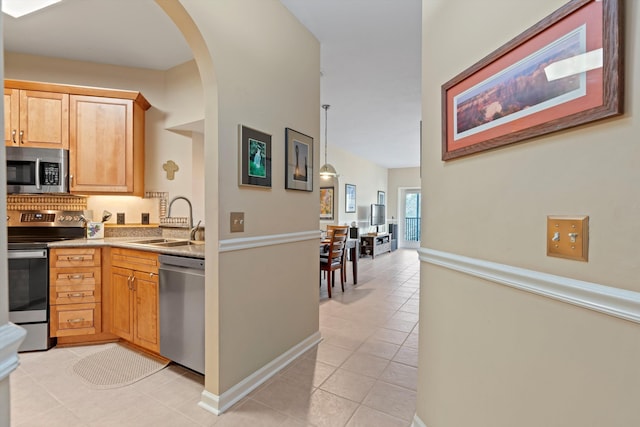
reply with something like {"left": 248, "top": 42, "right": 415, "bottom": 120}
{"left": 159, "top": 254, "right": 205, "bottom": 374}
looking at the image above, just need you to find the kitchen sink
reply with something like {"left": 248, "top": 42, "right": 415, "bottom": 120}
{"left": 129, "top": 238, "right": 183, "bottom": 245}
{"left": 129, "top": 238, "right": 204, "bottom": 247}
{"left": 151, "top": 240, "right": 204, "bottom": 247}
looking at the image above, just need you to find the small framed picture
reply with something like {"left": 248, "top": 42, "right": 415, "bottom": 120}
{"left": 377, "top": 190, "right": 385, "bottom": 205}
{"left": 285, "top": 128, "right": 313, "bottom": 191}
{"left": 320, "top": 187, "right": 334, "bottom": 220}
{"left": 239, "top": 125, "right": 271, "bottom": 188}
{"left": 345, "top": 184, "right": 356, "bottom": 213}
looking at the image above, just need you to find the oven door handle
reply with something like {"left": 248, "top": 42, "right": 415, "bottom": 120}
{"left": 8, "top": 249, "right": 47, "bottom": 259}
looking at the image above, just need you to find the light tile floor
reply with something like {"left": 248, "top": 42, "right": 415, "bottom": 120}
{"left": 10, "top": 248, "right": 420, "bottom": 427}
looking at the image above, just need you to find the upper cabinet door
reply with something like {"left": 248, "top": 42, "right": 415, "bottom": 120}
{"left": 4, "top": 89, "right": 19, "bottom": 146}
{"left": 69, "top": 95, "right": 144, "bottom": 196}
{"left": 5, "top": 89, "right": 69, "bottom": 148}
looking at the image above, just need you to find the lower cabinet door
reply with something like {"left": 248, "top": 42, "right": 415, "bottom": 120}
{"left": 111, "top": 266, "right": 134, "bottom": 342}
{"left": 133, "top": 271, "right": 159, "bottom": 353}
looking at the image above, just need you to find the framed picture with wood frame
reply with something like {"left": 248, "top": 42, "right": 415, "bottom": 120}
{"left": 239, "top": 125, "right": 272, "bottom": 188}
{"left": 441, "top": 0, "right": 623, "bottom": 160}
{"left": 320, "top": 187, "right": 334, "bottom": 220}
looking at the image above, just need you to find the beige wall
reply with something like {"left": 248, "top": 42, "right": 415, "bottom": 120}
{"left": 321, "top": 144, "right": 388, "bottom": 231}
{"left": 171, "top": 0, "right": 321, "bottom": 397}
{"left": 387, "top": 167, "right": 420, "bottom": 224}
{"left": 419, "top": 0, "right": 640, "bottom": 426}
{"left": 164, "top": 59, "right": 203, "bottom": 129}
{"left": 218, "top": 240, "right": 319, "bottom": 390}
{"left": 178, "top": 0, "right": 320, "bottom": 240}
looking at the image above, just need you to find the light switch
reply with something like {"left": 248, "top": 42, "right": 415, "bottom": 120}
{"left": 230, "top": 212, "right": 244, "bottom": 232}
{"left": 547, "top": 216, "right": 588, "bottom": 261}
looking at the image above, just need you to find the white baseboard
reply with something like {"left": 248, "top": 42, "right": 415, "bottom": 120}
{"left": 0, "top": 323, "right": 26, "bottom": 381}
{"left": 418, "top": 247, "right": 640, "bottom": 324}
{"left": 413, "top": 414, "right": 427, "bottom": 427}
{"left": 199, "top": 331, "right": 322, "bottom": 415}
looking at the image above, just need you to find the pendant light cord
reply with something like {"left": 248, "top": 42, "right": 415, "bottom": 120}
{"left": 322, "top": 104, "right": 330, "bottom": 165}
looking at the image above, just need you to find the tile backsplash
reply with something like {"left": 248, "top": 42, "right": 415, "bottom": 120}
{"left": 7, "top": 194, "right": 87, "bottom": 211}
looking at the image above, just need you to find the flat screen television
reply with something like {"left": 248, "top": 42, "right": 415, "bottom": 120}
{"left": 371, "top": 203, "right": 385, "bottom": 226}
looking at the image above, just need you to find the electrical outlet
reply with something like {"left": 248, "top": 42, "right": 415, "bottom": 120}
{"left": 230, "top": 212, "right": 244, "bottom": 232}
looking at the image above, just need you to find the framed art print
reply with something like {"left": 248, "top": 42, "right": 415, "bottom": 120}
{"left": 320, "top": 187, "right": 334, "bottom": 220}
{"left": 285, "top": 127, "right": 313, "bottom": 191}
{"left": 239, "top": 125, "right": 272, "bottom": 188}
{"left": 345, "top": 184, "right": 356, "bottom": 213}
{"left": 441, "top": 0, "right": 622, "bottom": 160}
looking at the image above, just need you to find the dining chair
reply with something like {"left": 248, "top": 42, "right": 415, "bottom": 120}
{"left": 320, "top": 225, "right": 348, "bottom": 298}
{"left": 325, "top": 225, "right": 350, "bottom": 282}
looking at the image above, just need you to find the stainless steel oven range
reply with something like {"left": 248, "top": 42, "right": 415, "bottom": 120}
{"left": 7, "top": 210, "right": 88, "bottom": 352}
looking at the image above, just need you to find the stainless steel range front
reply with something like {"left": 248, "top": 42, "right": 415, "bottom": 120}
{"left": 7, "top": 210, "right": 88, "bottom": 352}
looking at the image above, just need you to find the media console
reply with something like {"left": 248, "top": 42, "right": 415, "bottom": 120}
{"left": 360, "top": 233, "right": 391, "bottom": 259}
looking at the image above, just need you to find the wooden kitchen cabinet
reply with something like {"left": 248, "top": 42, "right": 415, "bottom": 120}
{"left": 69, "top": 95, "right": 148, "bottom": 196}
{"left": 110, "top": 248, "right": 160, "bottom": 353}
{"left": 49, "top": 247, "right": 102, "bottom": 337}
{"left": 4, "top": 79, "right": 150, "bottom": 196}
{"left": 4, "top": 87, "right": 69, "bottom": 148}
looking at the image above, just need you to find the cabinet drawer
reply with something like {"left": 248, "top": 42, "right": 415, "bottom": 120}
{"left": 51, "top": 285, "right": 97, "bottom": 305}
{"left": 50, "top": 266, "right": 101, "bottom": 303}
{"left": 111, "top": 248, "right": 158, "bottom": 274}
{"left": 51, "top": 267, "right": 100, "bottom": 286}
{"left": 50, "top": 303, "right": 101, "bottom": 337}
{"left": 51, "top": 248, "right": 101, "bottom": 268}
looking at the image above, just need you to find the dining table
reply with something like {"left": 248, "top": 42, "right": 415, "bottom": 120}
{"left": 320, "top": 238, "right": 358, "bottom": 285}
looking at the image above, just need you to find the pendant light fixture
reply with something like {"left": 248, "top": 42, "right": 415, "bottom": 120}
{"left": 319, "top": 104, "right": 338, "bottom": 179}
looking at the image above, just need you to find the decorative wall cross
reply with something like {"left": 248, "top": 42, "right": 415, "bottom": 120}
{"left": 163, "top": 160, "right": 179, "bottom": 180}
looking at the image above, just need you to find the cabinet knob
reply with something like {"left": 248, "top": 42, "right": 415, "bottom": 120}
{"left": 11, "top": 129, "right": 16, "bottom": 144}
{"left": 19, "top": 130, "right": 24, "bottom": 144}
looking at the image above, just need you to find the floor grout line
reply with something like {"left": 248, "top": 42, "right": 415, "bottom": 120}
{"left": 12, "top": 248, "right": 419, "bottom": 427}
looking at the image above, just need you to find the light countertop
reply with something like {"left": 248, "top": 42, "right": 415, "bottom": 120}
{"left": 48, "top": 237, "right": 205, "bottom": 259}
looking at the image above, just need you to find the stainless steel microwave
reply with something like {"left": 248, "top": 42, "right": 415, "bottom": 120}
{"left": 6, "top": 146, "right": 69, "bottom": 194}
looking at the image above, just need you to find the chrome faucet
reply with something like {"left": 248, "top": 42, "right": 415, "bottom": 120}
{"left": 190, "top": 220, "right": 202, "bottom": 241}
{"left": 167, "top": 196, "right": 193, "bottom": 229}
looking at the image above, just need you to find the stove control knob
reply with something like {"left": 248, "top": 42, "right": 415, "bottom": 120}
{"left": 66, "top": 215, "right": 73, "bottom": 221}
{"left": 73, "top": 216, "right": 80, "bottom": 221}
{"left": 59, "top": 217, "right": 65, "bottom": 222}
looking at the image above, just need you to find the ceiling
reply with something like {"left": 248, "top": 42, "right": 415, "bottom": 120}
{"left": 3, "top": 0, "right": 422, "bottom": 169}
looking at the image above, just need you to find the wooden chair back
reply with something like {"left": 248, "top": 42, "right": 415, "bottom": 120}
{"left": 326, "top": 225, "right": 349, "bottom": 262}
